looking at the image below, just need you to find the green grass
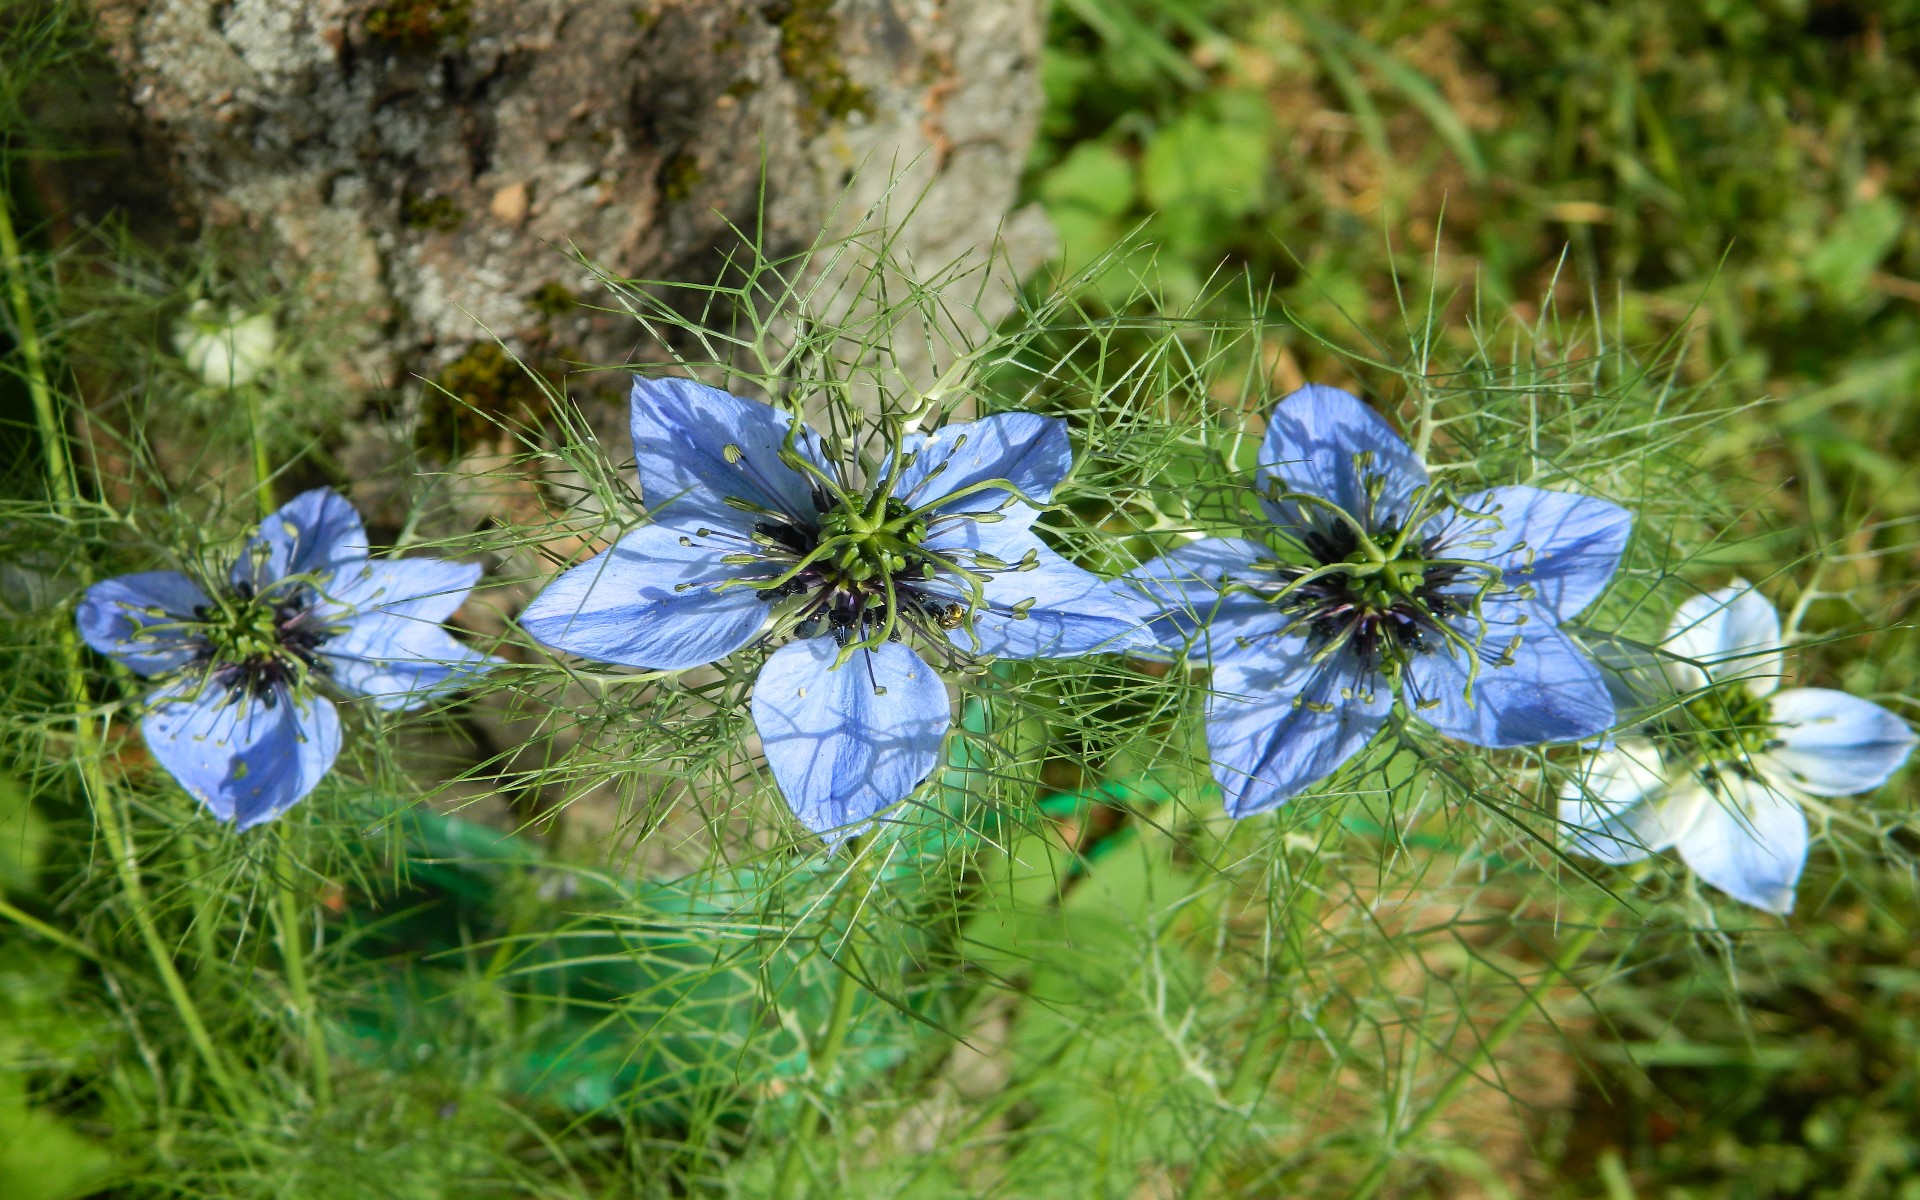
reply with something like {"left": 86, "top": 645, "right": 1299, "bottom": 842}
{"left": 0, "top": 1, "right": 1917, "bottom": 1197}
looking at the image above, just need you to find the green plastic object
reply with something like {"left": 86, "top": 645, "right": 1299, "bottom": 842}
{"left": 334, "top": 694, "right": 1171, "bottom": 1119}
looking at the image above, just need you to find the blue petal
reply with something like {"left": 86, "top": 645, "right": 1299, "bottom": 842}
{"left": 1205, "top": 641, "right": 1392, "bottom": 817}
{"left": 1662, "top": 582, "right": 1784, "bottom": 694}
{"left": 323, "top": 558, "right": 483, "bottom": 625}
{"left": 1556, "top": 742, "right": 1679, "bottom": 865}
{"left": 1256, "top": 385, "right": 1426, "bottom": 538}
{"left": 963, "top": 543, "right": 1153, "bottom": 658}
{"left": 750, "top": 639, "right": 951, "bottom": 843}
{"left": 925, "top": 519, "right": 1153, "bottom": 658}
{"left": 1431, "top": 486, "right": 1631, "bottom": 621}
{"left": 1674, "top": 774, "right": 1806, "bottom": 915}
{"left": 1763, "top": 687, "right": 1917, "bottom": 797}
{"left": 323, "top": 615, "right": 496, "bottom": 711}
{"left": 1121, "top": 538, "right": 1289, "bottom": 664}
{"left": 310, "top": 558, "right": 493, "bottom": 709}
{"left": 233, "top": 489, "right": 368, "bottom": 591}
{"left": 76, "top": 571, "right": 212, "bottom": 676}
{"left": 889, "top": 413, "right": 1072, "bottom": 516}
{"left": 629, "top": 375, "right": 830, "bottom": 525}
{"left": 520, "top": 519, "right": 773, "bottom": 671}
{"left": 142, "top": 681, "right": 341, "bottom": 830}
{"left": 1403, "top": 604, "right": 1614, "bottom": 747}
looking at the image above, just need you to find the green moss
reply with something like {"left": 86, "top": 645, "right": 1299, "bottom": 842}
{"left": 365, "top": 0, "right": 472, "bottom": 51}
{"left": 418, "top": 342, "right": 557, "bottom": 456}
{"left": 768, "top": 0, "right": 872, "bottom": 130}
{"left": 657, "top": 153, "right": 704, "bottom": 205}
{"left": 526, "top": 282, "right": 579, "bottom": 322}
{"left": 402, "top": 193, "right": 466, "bottom": 233}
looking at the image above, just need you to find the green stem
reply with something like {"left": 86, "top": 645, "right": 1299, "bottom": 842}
{"left": 244, "top": 382, "right": 274, "bottom": 517}
{"left": 2, "top": 186, "right": 240, "bottom": 1101}
{"left": 769, "top": 960, "right": 864, "bottom": 1200}
{"left": 0, "top": 895, "right": 102, "bottom": 964}
{"left": 274, "top": 833, "right": 332, "bottom": 1106}
{"left": 1344, "top": 920, "right": 1605, "bottom": 1200}
{"left": 0, "top": 176, "right": 73, "bottom": 510}
{"left": 90, "top": 772, "right": 240, "bottom": 1097}
{"left": 1179, "top": 998, "right": 1286, "bottom": 1200}
{"left": 1180, "top": 840, "right": 1338, "bottom": 1200}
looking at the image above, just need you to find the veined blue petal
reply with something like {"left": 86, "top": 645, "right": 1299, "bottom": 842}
{"left": 1206, "top": 641, "right": 1391, "bottom": 817}
{"left": 1404, "top": 604, "right": 1614, "bottom": 747}
{"left": 923, "top": 517, "right": 1151, "bottom": 658}
{"left": 750, "top": 639, "right": 951, "bottom": 844}
{"left": 890, "top": 412, "right": 1072, "bottom": 516}
{"left": 234, "top": 489, "right": 368, "bottom": 590}
{"left": 1662, "top": 581, "right": 1783, "bottom": 696}
{"left": 1433, "top": 486, "right": 1631, "bottom": 620}
{"left": 76, "top": 571, "right": 212, "bottom": 676}
{"left": 629, "top": 375, "right": 830, "bottom": 526}
{"left": 323, "top": 558, "right": 482, "bottom": 625}
{"left": 950, "top": 541, "right": 1154, "bottom": 659}
{"left": 142, "top": 680, "right": 340, "bottom": 831}
{"left": 1674, "top": 773, "right": 1806, "bottom": 915}
{"left": 322, "top": 616, "right": 496, "bottom": 712}
{"left": 520, "top": 519, "right": 773, "bottom": 671}
{"left": 1763, "top": 687, "right": 1916, "bottom": 797}
{"left": 1121, "top": 538, "right": 1289, "bottom": 664}
{"left": 1556, "top": 740, "right": 1691, "bottom": 865}
{"left": 1256, "top": 385, "right": 1426, "bottom": 539}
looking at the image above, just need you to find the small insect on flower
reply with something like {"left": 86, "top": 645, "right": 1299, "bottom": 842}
{"left": 1559, "top": 582, "right": 1915, "bottom": 914}
{"left": 519, "top": 376, "right": 1154, "bottom": 843}
{"left": 76, "top": 490, "right": 497, "bottom": 830}
{"left": 1124, "top": 384, "right": 1631, "bottom": 816}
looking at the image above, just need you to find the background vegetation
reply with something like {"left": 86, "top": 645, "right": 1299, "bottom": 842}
{"left": 2, "top": 0, "right": 1917, "bottom": 1196}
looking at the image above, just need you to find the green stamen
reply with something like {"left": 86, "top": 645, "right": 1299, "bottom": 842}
{"left": 1683, "top": 684, "right": 1776, "bottom": 760}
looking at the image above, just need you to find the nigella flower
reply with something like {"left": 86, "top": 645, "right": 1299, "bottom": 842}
{"left": 520, "top": 376, "right": 1151, "bottom": 841}
{"left": 1124, "top": 384, "right": 1630, "bottom": 815}
{"left": 76, "top": 490, "right": 496, "bottom": 830}
{"left": 1559, "top": 582, "right": 1915, "bottom": 913}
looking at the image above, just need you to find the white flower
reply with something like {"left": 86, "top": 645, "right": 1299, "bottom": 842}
{"left": 173, "top": 301, "right": 277, "bottom": 387}
{"left": 1559, "top": 581, "right": 1915, "bottom": 914}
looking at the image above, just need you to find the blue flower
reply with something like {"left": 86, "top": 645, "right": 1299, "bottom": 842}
{"left": 520, "top": 376, "right": 1152, "bottom": 842}
{"left": 1124, "top": 384, "right": 1630, "bottom": 815}
{"left": 1560, "top": 582, "right": 1916, "bottom": 914}
{"left": 76, "top": 490, "right": 495, "bottom": 830}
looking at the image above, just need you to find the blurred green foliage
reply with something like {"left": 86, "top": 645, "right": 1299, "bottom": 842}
{"left": 1031, "top": 0, "right": 1920, "bottom": 518}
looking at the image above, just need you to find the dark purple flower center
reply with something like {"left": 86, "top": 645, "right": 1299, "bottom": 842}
{"left": 191, "top": 578, "right": 339, "bottom": 705}
{"left": 1272, "top": 520, "right": 1468, "bottom": 666}
{"left": 748, "top": 494, "right": 977, "bottom": 650}
{"left": 685, "top": 476, "right": 1030, "bottom": 664}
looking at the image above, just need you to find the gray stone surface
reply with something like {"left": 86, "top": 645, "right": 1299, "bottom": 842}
{"left": 87, "top": 0, "right": 1052, "bottom": 394}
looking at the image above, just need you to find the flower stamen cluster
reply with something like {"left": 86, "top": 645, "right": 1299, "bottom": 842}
{"left": 1675, "top": 682, "right": 1779, "bottom": 767}
{"left": 190, "top": 577, "right": 342, "bottom": 704}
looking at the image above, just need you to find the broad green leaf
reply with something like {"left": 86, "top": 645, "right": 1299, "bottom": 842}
{"left": 1140, "top": 108, "right": 1269, "bottom": 219}
{"left": 1038, "top": 142, "right": 1136, "bottom": 221}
